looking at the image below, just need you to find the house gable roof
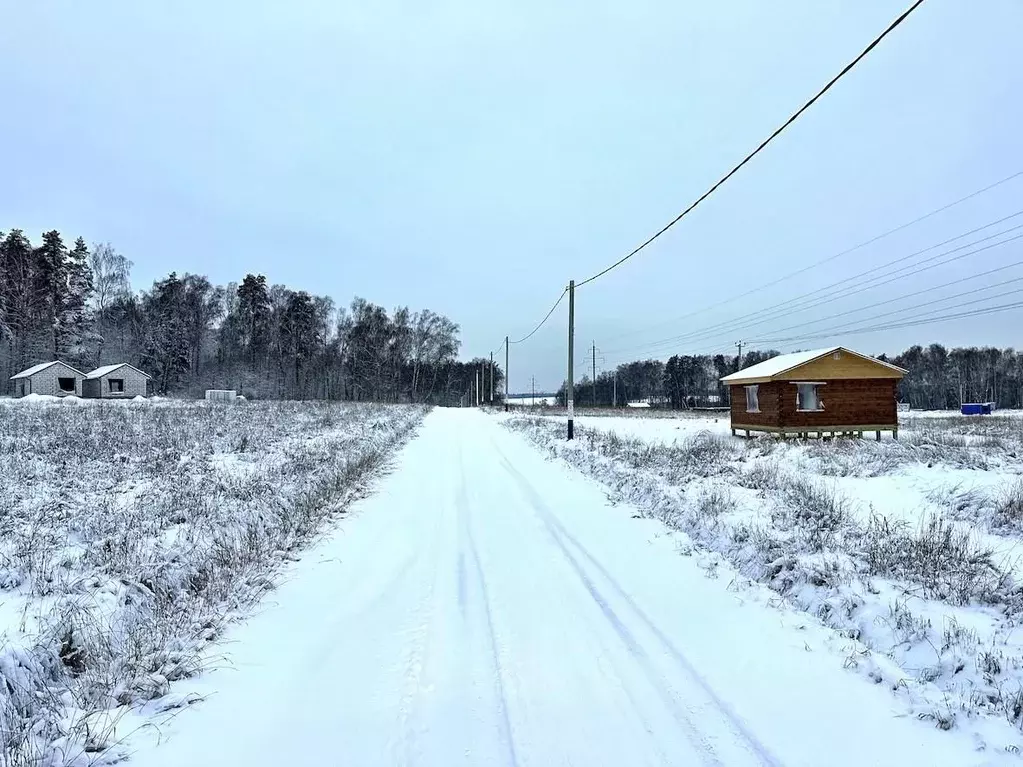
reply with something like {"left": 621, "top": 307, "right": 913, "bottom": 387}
{"left": 720, "top": 346, "right": 906, "bottom": 385}
{"left": 10, "top": 360, "right": 85, "bottom": 380}
{"left": 85, "top": 363, "right": 152, "bottom": 380}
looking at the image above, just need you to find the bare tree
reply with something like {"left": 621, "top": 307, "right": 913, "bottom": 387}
{"left": 89, "top": 243, "right": 133, "bottom": 365}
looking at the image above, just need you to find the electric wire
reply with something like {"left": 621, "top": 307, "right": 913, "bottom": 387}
{"left": 575, "top": 0, "right": 927, "bottom": 288}
{"left": 752, "top": 283, "right": 1023, "bottom": 345}
{"left": 758, "top": 300, "right": 1023, "bottom": 346}
{"left": 508, "top": 288, "right": 568, "bottom": 345}
{"left": 599, "top": 225, "right": 1023, "bottom": 356}
{"left": 601, "top": 169, "right": 1023, "bottom": 344}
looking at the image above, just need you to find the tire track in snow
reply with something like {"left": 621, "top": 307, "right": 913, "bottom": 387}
{"left": 456, "top": 550, "right": 468, "bottom": 617}
{"left": 457, "top": 443, "right": 520, "bottom": 767}
{"left": 390, "top": 480, "right": 448, "bottom": 767}
{"left": 494, "top": 447, "right": 782, "bottom": 767}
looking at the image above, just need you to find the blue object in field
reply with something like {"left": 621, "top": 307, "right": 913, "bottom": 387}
{"left": 961, "top": 402, "right": 995, "bottom": 415}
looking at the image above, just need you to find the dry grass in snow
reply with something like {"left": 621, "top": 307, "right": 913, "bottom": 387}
{"left": 0, "top": 398, "right": 426, "bottom": 766}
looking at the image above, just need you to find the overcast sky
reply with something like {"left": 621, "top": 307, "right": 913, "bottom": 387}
{"left": 2, "top": 1, "right": 1021, "bottom": 392}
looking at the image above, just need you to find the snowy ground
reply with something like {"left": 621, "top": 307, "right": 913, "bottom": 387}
{"left": 505, "top": 395, "right": 558, "bottom": 406}
{"left": 7, "top": 400, "right": 1022, "bottom": 764}
{"left": 500, "top": 407, "right": 1023, "bottom": 755}
{"left": 122, "top": 408, "right": 995, "bottom": 766}
{"left": 0, "top": 398, "right": 425, "bottom": 765}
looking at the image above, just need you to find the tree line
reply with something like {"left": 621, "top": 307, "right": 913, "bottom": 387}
{"left": 555, "top": 345, "right": 1023, "bottom": 410}
{"left": 1, "top": 229, "right": 499, "bottom": 403}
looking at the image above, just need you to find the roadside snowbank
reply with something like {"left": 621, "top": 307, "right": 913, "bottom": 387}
{"left": 0, "top": 400, "right": 427, "bottom": 765}
{"left": 502, "top": 411, "right": 1023, "bottom": 753}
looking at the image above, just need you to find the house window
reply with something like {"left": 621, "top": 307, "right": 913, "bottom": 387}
{"left": 58, "top": 377, "right": 75, "bottom": 392}
{"left": 109, "top": 378, "right": 124, "bottom": 393}
{"left": 796, "top": 383, "right": 824, "bottom": 411}
{"left": 745, "top": 385, "right": 760, "bottom": 413}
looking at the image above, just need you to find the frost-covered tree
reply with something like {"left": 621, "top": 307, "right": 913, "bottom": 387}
{"left": 89, "top": 242, "right": 133, "bottom": 364}
{"left": 140, "top": 272, "right": 191, "bottom": 393}
{"left": 61, "top": 237, "right": 94, "bottom": 360}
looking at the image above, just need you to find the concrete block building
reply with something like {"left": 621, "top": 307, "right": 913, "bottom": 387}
{"left": 9, "top": 361, "right": 85, "bottom": 397}
{"left": 82, "top": 363, "right": 154, "bottom": 399}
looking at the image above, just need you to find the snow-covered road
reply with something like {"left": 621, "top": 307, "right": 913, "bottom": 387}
{"left": 135, "top": 408, "right": 986, "bottom": 766}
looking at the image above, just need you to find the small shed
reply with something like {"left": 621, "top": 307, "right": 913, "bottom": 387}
{"left": 82, "top": 363, "right": 153, "bottom": 399}
{"left": 9, "top": 361, "right": 85, "bottom": 397}
{"left": 720, "top": 346, "right": 907, "bottom": 439}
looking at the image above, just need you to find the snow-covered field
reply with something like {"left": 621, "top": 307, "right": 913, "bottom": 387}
{"left": 0, "top": 397, "right": 425, "bottom": 766}
{"left": 505, "top": 395, "right": 557, "bottom": 406}
{"left": 119, "top": 409, "right": 998, "bottom": 766}
{"left": 500, "top": 408, "right": 1023, "bottom": 753}
{"left": 8, "top": 398, "right": 1023, "bottom": 764}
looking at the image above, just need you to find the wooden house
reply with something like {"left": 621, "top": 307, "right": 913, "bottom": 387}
{"left": 9, "top": 361, "right": 86, "bottom": 397}
{"left": 720, "top": 346, "right": 907, "bottom": 439}
{"left": 82, "top": 363, "right": 153, "bottom": 399}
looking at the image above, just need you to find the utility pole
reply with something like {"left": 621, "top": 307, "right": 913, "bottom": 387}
{"left": 504, "top": 336, "right": 509, "bottom": 412}
{"left": 735, "top": 341, "right": 744, "bottom": 372}
{"left": 592, "top": 341, "right": 597, "bottom": 407}
{"left": 613, "top": 372, "right": 617, "bottom": 409}
{"left": 489, "top": 351, "right": 494, "bottom": 404}
{"left": 567, "top": 280, "right": 575, "bottom": 440}
{"left": 531, "top": 375, "right": 535, "bottom": 407}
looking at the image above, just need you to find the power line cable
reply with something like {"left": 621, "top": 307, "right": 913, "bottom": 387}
{"left": 656, "top": 213, "right": 1023, "bottom": 346}
{"left": 600, "top": 224, "right": 1023, "bottom": 356}
{"left": 744, "top": 262, "right": 1023, "bottom": 343}
{"left": 752, "top": 282, "right": 1023, "bottom": 345}
{"left": 602, "top": 169, "right": 1023, "bottom": 344}
{"left": 575, "top": 0, "right": 927, "bottom": 288}
{"left": 610, "top": 296, "right": 1023, "bottom": 364}
{"left": 601, "top": 214, "right": 1023, "bottom": 353}
{"left": 602, "top": 342, "right": 738, "bottom": 367}
{"left": 759, "top": 300, "right": 1023, "bottom": 346}
{"left": 509, "top": 288, "right": 568, "bottom": 344}
{"left": 676, "top": 228, "right": 1023, "bottom": 343}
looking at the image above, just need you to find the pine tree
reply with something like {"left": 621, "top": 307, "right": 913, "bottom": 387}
{"left": 279, "top": 290, "right": 319, "bottom": 397}
{"left": 235, "top": 274, "right": 272, "bottom": 367}
{"left": 61, "top": 237, "right": 94, "bottom": 361}
{"left": 33, "top": 230, "right": 67, "bottom": 359}
{"left": 140, "top": 272, "right": 190, "bottom": 393}
{"left": 26, "top": 231, "right": 93, "bottom": 361}
{"left": 1, "top": 230, "right": 37, "bottom": 373}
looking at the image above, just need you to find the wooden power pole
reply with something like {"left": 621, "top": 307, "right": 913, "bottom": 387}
{"left": 567, "top": 280, "right": 575, "bottom": 440}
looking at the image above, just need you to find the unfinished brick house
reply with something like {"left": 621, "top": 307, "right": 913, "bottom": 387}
{"left": 9, "top": 361, "right": 85, "bottom": 397}
{"left": 720, "top": 346, "right": 907, "bottom": 440}
{"left": 82, "top": 363, "right": 153, "bottom": 399}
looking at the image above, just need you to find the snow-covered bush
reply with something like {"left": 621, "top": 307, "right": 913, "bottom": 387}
{"left": 0, "top": 400, "right": 426, "bottom": 766}
{"left": 992, "top": 480, "right": 1023, "bottom": 532}
{"left": 860, "top": 515, "right": 1005, "bottom": 605}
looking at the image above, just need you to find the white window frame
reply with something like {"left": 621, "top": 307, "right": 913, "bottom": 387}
{"left": 794, "top": 382, "right": 826, "bottom": 412}
{"left": 745, "top": 385, "right": 760, "bottom": 413}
